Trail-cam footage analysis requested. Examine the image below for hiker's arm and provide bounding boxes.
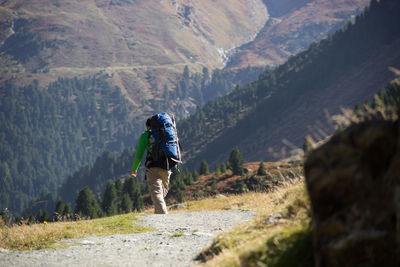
[131,132,149,174]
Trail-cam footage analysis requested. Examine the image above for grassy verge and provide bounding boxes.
[243,226,313,267]
[196,181,313,267]
[0,213,153,251]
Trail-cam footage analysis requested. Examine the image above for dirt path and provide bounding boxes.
[0,210,253,267]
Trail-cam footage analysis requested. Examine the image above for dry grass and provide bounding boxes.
[183,184,300,213]
[142,191,274,215]
[163,162,304,215]
[0,213,152,251]
[195,180,312,266]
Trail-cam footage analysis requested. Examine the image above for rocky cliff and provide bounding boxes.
[305,118,400,266]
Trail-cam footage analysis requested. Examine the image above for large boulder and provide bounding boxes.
[304,119,400,267]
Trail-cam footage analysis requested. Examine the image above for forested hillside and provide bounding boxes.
[0,76,141,213]
[58,148,137,206]
[159,65,265,115]
[179,0,400,169]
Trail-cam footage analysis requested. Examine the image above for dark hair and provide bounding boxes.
[146,118,151,127]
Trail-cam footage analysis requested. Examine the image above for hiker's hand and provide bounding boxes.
[130,171,137,178]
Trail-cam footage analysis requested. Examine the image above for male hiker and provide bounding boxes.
[131,113,181,214]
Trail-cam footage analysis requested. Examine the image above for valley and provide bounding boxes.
[0,0,395,222]
[0,0,369,115]
[1,1,400,265]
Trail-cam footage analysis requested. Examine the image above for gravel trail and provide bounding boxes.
[0,210,253,267]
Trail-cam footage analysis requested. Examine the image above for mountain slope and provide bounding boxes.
[0,0,370,116]
[226,0,370,70]
[0,0,267,104]
[179,0,400,169]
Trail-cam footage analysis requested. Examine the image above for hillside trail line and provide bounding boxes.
[0,209,253,267]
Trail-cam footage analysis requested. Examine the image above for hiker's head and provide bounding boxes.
[146,118,151,130]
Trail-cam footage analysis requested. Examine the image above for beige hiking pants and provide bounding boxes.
[146,167,171,214]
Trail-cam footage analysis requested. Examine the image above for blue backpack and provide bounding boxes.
[149,113,182,169]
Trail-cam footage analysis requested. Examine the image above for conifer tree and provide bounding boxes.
[202,67,210,85]
[229,147,244,176]
[75,187,103,219]
[140,182,149,195]
[134,195,144,212]
[115,178,123,195]
[102,181,118,216]
[211,180,218,194]
[121,193,132,213]
[199,160,209,175]
[114,178,123,212]
[63,203,72,218]
[28,214,35,224]
[36,209,49,223]
[176,188,185,203]
[54,200,65,221]
[257,161,267,175]
[220,163,227,173]
[192,169,200,181]
[237,181,248,194]
[184,169,194,185]
[226,161,232,171]
[123,177,144,212]
[123,177,136,199]
[214,165,221,177]
[55,200,65,216]
[183,65,190,83]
